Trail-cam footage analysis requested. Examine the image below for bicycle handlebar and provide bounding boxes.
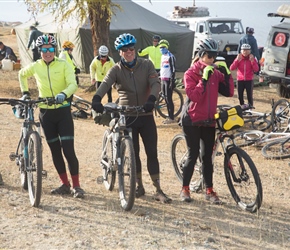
[103,102,145,114]
[0,97,63,107]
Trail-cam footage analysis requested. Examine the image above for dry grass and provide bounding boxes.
[1,27,290,250]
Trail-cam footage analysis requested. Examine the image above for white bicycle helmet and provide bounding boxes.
[241,43,251,50]
[99,45,109,56]
[114,33,137,50]
[196,38,218,57]
[35,34,57,47]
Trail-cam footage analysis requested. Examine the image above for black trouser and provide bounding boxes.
[126,115,160,177]
[182,125,216,188]
[237,80,254,106]
[39,106,79,176]
[97,81,112,103]
[161,80,174,120]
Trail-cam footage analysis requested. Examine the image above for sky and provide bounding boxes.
[0,0,289,46]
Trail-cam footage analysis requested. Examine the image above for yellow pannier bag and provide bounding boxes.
[214,105,244,131]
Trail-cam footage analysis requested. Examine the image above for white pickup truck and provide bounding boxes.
[167,6,245,65]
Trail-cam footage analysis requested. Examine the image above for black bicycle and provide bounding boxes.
[0,97,57,207]
[71,94,92,119]
[170,105,263,213]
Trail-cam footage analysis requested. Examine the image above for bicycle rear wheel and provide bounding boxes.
[224,146,262,213]
[156,88,184,119]
[271,99,290,132]
[26,131,43,207]
[101,129,116,191]
[250,116,272,131]
[170,134,203,192]
[118,136,136,211]
[261,137,290,159]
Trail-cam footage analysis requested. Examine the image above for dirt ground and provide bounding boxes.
[1,27,290,250]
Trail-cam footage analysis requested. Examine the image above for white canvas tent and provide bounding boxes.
[15,0,194,72]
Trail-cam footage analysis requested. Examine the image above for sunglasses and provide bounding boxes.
[40,47,55,53]
[120,46,135,52]
[101,55,107,58]
[206,52,217,59]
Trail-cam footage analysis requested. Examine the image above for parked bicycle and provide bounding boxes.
[0,97,57,207]
[170,104,263,213]
[154,88,184,119]
[95,103,144,211]
[271,98,290,132]
[71,94,92,119]
[231,129,290,159]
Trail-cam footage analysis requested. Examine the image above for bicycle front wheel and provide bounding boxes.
[101,129,116,191]
[156,88,184,119]
[224,146,263,213]
[271,99,290,132]
[261,137,290,159]
[26,131,43,207]
[118,136,136,211]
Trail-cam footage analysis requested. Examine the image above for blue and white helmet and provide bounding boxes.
[114,33,137,50]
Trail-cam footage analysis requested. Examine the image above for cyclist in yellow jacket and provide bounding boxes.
[59,41,80,85]
[90,45,115,102]
[19,34,85,199]
[138,35,162,73]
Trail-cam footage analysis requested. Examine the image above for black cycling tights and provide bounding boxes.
[182,125,215,188]
[126,115,159,177]
[39,106,79,176]
[161,80,174,120]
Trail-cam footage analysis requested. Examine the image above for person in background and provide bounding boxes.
[179,38,234,204]
[19,34,85,198]
[239,27,260,62]
[159,39,177,124]
[59,41,80,85]
[90,45,115,103]
[138,34,162,73]
[92,33,172,203]
[27,26,43,61]
[230,43,259,107]
[0,41,17,62]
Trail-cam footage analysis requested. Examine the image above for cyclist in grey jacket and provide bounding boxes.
[92,33,172,203]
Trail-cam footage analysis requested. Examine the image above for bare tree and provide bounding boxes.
[23,0,116,57]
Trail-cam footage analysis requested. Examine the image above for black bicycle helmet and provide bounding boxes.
[196,38,218,56]
[114,33,137,50]
[152,35,161,41]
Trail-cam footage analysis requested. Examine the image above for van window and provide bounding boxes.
[272,32,289,47]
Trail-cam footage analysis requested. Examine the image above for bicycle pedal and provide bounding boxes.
[9,153,17,161]
[96,176,104,184]
[42,170,48,178]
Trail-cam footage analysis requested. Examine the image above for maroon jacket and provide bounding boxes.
[181,60,234,126]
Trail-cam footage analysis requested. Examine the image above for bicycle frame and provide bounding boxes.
[242,130,290,146]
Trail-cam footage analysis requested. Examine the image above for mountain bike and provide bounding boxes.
[170,105,263,213]
[0,97,57,207]
[71,94,92,119]
[155,88,184,119]
[95,103,144,211]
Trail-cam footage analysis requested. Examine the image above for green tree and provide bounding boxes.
[23,0,116,56]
